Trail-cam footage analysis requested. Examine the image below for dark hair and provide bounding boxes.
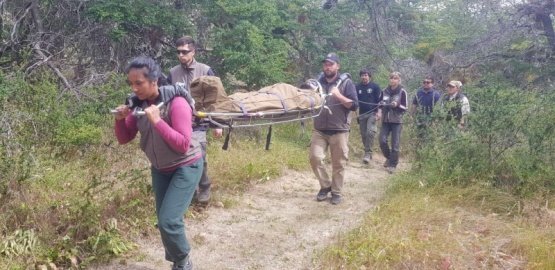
[127,56,163,83]
[175,36,196,51]
[359,68,371,76]
[299,82,312,90]
[299,79,320,92]
[424,75,434,83]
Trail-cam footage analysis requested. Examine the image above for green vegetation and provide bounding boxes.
[0,72,315,268]
[315,79,555,269]
[317,184,555,269]
[2,0,555,269]
[207,123,312,192]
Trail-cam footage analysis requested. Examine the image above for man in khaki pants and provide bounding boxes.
[309,53,358,205]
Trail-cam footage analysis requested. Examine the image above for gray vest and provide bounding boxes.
[136,100,201,169]
[381,85,407,124]
[169,59,211,87]
[313,76,354,132]
[169,59,212,131]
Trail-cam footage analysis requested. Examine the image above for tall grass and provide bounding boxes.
[317,183,555,269]
[207,122,313,192]
[0,69,322,268]
[406,80,555,194]
[315,80,555,269]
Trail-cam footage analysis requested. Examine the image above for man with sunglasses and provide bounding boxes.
[168,36,222,204]
[409,76,441,143]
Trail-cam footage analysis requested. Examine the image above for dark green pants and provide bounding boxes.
[151,159,203,263]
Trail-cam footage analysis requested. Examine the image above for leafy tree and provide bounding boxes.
[200,0,303,89]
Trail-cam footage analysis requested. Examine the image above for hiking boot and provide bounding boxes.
[331,194,342,205]
[387,167,396,174]
[172,256,193,270]
[383,159,391,167]
[362,153,372,164]
[316,187,331,201]
[197,187,211,203]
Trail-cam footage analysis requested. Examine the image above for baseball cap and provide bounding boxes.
[322,53,340,64]
[447,80,462,87]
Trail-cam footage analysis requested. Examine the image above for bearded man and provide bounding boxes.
[309,53,358,205]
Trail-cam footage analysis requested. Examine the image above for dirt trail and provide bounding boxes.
[95,157,398,270]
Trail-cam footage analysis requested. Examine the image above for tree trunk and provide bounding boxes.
[537,12,555,54]
[29,0,74,94]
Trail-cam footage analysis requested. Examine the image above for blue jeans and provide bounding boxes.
[151,158,203,263]
[379,123,403,167]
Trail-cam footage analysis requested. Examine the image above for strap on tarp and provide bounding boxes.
[234,101,248,116]
[259,90,289,113]
[300,93,316,111]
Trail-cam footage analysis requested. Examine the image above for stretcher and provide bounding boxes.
[111,74,351,149]
[187,76,329,129]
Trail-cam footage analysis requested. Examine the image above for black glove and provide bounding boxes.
[125,94,142,109]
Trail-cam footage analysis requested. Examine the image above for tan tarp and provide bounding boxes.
[189,76,322,114]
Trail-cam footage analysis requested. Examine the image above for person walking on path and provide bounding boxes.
[442,80,470,129]
[167,36,222,203]
[310,53,358,205]
[114,57,202,270]
[377,71,408,175]
[356,68,382,164]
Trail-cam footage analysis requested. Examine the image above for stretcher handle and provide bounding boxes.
[110,102,164,116]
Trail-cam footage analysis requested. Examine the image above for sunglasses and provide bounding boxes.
[423,81,433,84]
[176,49,192,55]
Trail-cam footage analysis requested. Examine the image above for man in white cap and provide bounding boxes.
[442,80,469,129]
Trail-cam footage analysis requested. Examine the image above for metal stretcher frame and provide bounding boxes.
[111,76,350,130]
[110,76,348,150]
[189,76,354,129]
[194,99,328,129]
[109,88,328,128]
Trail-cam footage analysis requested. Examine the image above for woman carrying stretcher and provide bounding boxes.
[112,56,201,270]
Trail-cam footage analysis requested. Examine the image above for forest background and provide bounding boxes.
[2,0,555,269]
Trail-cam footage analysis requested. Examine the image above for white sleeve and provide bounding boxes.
[461,96,470,115]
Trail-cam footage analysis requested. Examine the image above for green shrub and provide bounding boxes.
[410,80,555,195]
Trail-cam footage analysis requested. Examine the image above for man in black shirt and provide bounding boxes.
[356,68,382,164]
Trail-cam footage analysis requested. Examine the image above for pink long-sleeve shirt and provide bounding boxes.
[114,97,201,170]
